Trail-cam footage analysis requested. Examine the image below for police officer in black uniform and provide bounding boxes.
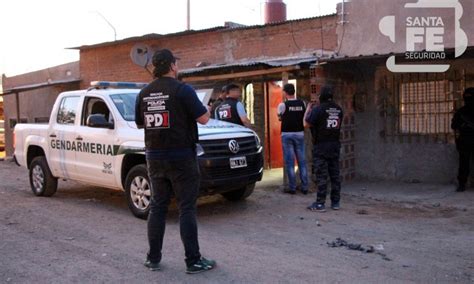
[451,87,474,192]
[135,49,216,273]
[304,85,344,212]
[214,84,252,128]
[210,85,227,119]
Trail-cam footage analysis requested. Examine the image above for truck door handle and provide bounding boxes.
[76,136,83,141]
[49,134,57,138]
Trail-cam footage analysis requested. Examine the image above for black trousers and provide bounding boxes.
[312,143,341,204]
[146,157,201,266]
[458,149,473,186]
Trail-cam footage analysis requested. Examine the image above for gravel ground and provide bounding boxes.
[0,160,473,283]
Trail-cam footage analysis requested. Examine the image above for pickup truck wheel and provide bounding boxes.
[29,156,58,197]
[221,183,255,201]
[125,164,151,219]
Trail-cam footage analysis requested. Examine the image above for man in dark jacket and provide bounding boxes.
[451,87,474,192]
[304,85,344,212]
[210,85,227,119]
[135,49,216,273]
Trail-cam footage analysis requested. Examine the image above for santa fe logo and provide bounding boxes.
[379,0,468,73]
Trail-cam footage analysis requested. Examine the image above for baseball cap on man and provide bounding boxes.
[319,85,334,102]
[464,87,474,107]
[152,49,180,68]
[224,84,240,93]
[463,87,474,99]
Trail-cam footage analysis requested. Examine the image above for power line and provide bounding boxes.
[94,11,117,41]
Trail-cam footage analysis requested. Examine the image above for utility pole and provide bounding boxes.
[187,0,191,30]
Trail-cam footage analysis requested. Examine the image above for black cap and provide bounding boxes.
[464,88,474,107]
[283,83,295,96]
[152,49,180,68]
[225,83,240,93]
[463,87,474,99]
[319,85,334,102]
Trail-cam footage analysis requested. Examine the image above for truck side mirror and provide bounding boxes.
[87,114,114,129]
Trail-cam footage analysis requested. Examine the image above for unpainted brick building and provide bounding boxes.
[1,62,80,156]
[71,14,357,181]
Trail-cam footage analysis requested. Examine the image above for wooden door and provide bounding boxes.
[267,82,284,168]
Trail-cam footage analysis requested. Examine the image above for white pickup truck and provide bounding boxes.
[14,81,263,219]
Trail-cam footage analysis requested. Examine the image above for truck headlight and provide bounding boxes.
[196,143,205,156]
[254,135,261,149]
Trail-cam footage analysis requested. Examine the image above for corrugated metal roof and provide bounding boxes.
[179,52,334,76]
[68,14,336,50]
[0,79,81,96]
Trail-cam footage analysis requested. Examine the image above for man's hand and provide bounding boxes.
[197,110,210,125]
[241,116,252,128]
[303,102,315,129]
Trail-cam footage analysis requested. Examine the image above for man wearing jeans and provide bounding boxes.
[135,49,216,274]
[277,83,309,194]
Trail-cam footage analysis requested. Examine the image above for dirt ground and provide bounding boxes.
[0,160,473,283]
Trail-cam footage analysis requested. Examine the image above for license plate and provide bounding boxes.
[230,156,247,169]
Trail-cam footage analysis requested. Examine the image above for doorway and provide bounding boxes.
[266,79,297,169]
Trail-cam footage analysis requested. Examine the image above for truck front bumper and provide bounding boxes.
[198,149,264,194]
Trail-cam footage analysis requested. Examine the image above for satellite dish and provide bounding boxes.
[130,43,153,67]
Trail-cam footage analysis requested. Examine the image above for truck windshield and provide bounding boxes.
[110,93,138,121]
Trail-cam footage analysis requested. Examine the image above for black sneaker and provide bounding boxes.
[186,257,216,274]
[284,188,296,195]
[307,202,326,212]
[331,202,340,210]
[456,184,466,192]
[144,259,160,271]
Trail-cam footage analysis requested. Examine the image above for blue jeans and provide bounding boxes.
[282,133,309,191]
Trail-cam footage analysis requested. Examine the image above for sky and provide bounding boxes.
[0,0,339,77]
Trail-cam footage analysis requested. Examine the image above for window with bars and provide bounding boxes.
[399,80,454,134]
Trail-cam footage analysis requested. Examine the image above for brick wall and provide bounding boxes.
[78,15,337,88]
[338,82,356,182]
[251,82,266,165]
[308,64,357,183]
[352,58,474,183]
[2,62,79,91]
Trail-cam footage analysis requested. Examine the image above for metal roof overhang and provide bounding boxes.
[0,79,81,96]
[179,54,330,82]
